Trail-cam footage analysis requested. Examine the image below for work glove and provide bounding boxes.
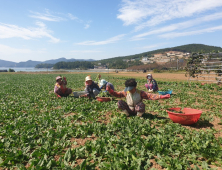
[57,94,61,98]
[80,94,90,99]
[160,94,170,99]
[148,89,153,93]
[106,85,110,91]
[63,77,66,81]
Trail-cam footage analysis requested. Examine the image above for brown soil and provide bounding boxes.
[110,71,222,84]
[149,159,166,170]
[96,111,113,124]
[70,134,97,149]
[9,70,188,81]
[110,72,189,81]
[10,70,219,83]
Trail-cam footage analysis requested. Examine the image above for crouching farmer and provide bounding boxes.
[99,79,115,91]
[106,79,170,117]
[145,74,158,92]
[54,76,72,98]
[82,75,101,98]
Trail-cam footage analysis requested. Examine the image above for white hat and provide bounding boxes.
[147,74,152,79]
[99,79,107,87]
[85,75,92,82]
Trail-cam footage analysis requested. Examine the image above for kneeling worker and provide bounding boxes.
[106,78,170,117]
[83,75,101,98]
[54,76,72,98]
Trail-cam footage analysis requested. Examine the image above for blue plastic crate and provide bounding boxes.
[158,90,172,95]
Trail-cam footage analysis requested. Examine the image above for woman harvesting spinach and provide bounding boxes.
[54,76,72,98]
[106,79,170,117]
[145,74,158,92]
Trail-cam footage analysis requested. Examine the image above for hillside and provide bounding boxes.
[95,44,222,66]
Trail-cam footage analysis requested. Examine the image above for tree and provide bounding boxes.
[8,68,15,72]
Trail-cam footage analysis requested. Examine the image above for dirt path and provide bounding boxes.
[12,71,216,83]
[109,72,189,81]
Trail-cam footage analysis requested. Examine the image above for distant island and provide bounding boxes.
[0,57,95,68]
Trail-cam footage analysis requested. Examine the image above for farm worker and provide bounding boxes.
[145,74,158,92]
[99,79,115,92]
[106,78,170,117]
[82,75,101,98]
[54,76,72,98]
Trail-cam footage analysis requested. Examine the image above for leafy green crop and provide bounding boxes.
[97,91,112,97]
[0,73,221,169]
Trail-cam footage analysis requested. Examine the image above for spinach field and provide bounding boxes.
[0,73,222,169]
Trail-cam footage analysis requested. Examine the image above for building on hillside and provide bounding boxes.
[94,65,107,69]
[156,58,171,62]
[154,53,167,58]
[141,57,154,64]
[123,58,137,62]
[123,59,130,62]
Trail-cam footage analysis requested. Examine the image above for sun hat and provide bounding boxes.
[56,76,62,81]
[147,74,152,79]
[99,79,107,87]
[124,86,135,92]
[85,75,92,82]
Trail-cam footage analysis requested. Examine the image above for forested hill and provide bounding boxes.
[95,44,222,65]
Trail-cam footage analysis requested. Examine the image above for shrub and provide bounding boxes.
[8,68,15,72]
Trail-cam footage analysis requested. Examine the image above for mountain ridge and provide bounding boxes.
[0,58,95,67]
[1,44,222,68]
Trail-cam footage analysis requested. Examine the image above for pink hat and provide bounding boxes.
[56,76,62,80]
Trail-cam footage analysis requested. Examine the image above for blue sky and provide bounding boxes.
[0,0,222,62]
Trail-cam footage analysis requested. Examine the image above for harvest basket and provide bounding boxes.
[96,97,111,102]
[166,108,202,125]
[158,90,172,95]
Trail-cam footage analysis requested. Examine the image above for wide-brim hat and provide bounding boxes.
[56,76,62,80]
[85,76,92,82]
[124,86,135,92]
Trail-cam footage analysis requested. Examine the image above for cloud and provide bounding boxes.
[68,13,78,20]
[29,9,65,22]
[29,10,89,29]
[118,0,222,31]
[76,34,126,45]
[131,12,222,40]
[0,44,32,55]
[70,50,102,53]
[159,25,222,38]
[29,9,81,23]
[0,22,60,43]
[84,24,90,29]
